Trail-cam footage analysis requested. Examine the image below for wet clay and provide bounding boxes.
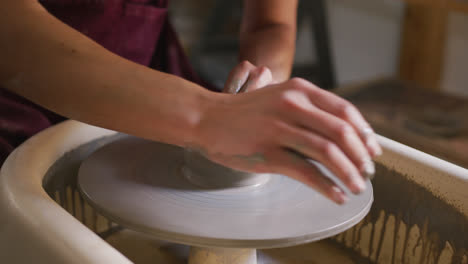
[333,163,468,264]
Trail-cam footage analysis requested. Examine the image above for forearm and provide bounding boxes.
[0,1,214,147]
[239,24,296,83]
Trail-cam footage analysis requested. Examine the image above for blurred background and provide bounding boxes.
[168,0,468,169]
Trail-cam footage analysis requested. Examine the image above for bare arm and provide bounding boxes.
[1,1,381,204]
[0,1,213,147]
[240,0,298,82]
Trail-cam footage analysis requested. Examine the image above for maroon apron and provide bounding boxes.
[0,0,208,164]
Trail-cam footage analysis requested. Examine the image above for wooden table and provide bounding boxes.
[337,78,468,169]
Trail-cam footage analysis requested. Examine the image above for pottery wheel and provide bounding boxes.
[78,136,373,251]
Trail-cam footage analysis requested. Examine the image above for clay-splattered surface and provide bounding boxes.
[334,163,468,264]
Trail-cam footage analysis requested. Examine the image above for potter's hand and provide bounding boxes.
[194,78,382,204]
[223,61,273,93]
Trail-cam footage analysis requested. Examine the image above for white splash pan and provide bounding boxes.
[0,120,467,263]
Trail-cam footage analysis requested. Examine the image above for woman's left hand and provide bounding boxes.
[223,60,274,94]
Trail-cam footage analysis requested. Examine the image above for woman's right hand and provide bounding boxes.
[194,77,382,204]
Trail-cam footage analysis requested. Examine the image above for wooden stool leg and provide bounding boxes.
[188,246,257,264]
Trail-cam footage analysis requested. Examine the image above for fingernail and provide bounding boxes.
[362,158,375,179]
[367,138,383,156]
[331,186,349,204]
[351,175,367,194]
[360,127,374,139]
[361,127,382,156]
[374,143,383,156]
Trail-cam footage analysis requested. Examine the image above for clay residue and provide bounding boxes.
[333,163,468,263]
[42,134,124,236]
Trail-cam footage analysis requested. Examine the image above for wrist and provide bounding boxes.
[186,90,228,151]
[131,72,222,149]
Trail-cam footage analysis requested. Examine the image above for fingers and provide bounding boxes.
[223,61,273,94]
[304,84,382,157]
[289,104,375,179]
[277,123,366,194]
[268,148,349,204]
[223,61,256,94]
[239,66,273,92]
